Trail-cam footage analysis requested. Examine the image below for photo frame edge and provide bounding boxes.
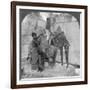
[11,1,88,89]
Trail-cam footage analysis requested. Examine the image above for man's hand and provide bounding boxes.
[26,57,29,61]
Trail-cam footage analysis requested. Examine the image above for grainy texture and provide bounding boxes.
[20,10,80,78]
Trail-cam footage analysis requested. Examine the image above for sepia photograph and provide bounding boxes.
[11,1,87,89]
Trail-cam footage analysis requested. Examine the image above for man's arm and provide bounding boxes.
[27,42,33,60]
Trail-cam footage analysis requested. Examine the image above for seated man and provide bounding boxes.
[50,30,70,68]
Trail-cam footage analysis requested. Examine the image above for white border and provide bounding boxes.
[16,5,85,85]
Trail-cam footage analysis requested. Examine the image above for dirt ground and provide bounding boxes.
[21,59,80,79]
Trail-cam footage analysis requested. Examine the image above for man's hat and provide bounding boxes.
[32,32,37,37]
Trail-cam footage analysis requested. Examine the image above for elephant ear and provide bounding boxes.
[39,35,49,50]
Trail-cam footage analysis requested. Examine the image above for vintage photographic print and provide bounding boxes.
[11,1,87,89]
[20,10,81,79]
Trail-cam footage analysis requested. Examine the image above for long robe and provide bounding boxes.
[28,39,40,70]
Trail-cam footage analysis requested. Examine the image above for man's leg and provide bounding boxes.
[60,47,63,66]
[52,49,57,66]
[65,46,69,68]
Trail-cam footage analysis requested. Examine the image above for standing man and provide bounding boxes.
[27,32,46,72]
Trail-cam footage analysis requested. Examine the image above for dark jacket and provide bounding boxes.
[51,32,70,48]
